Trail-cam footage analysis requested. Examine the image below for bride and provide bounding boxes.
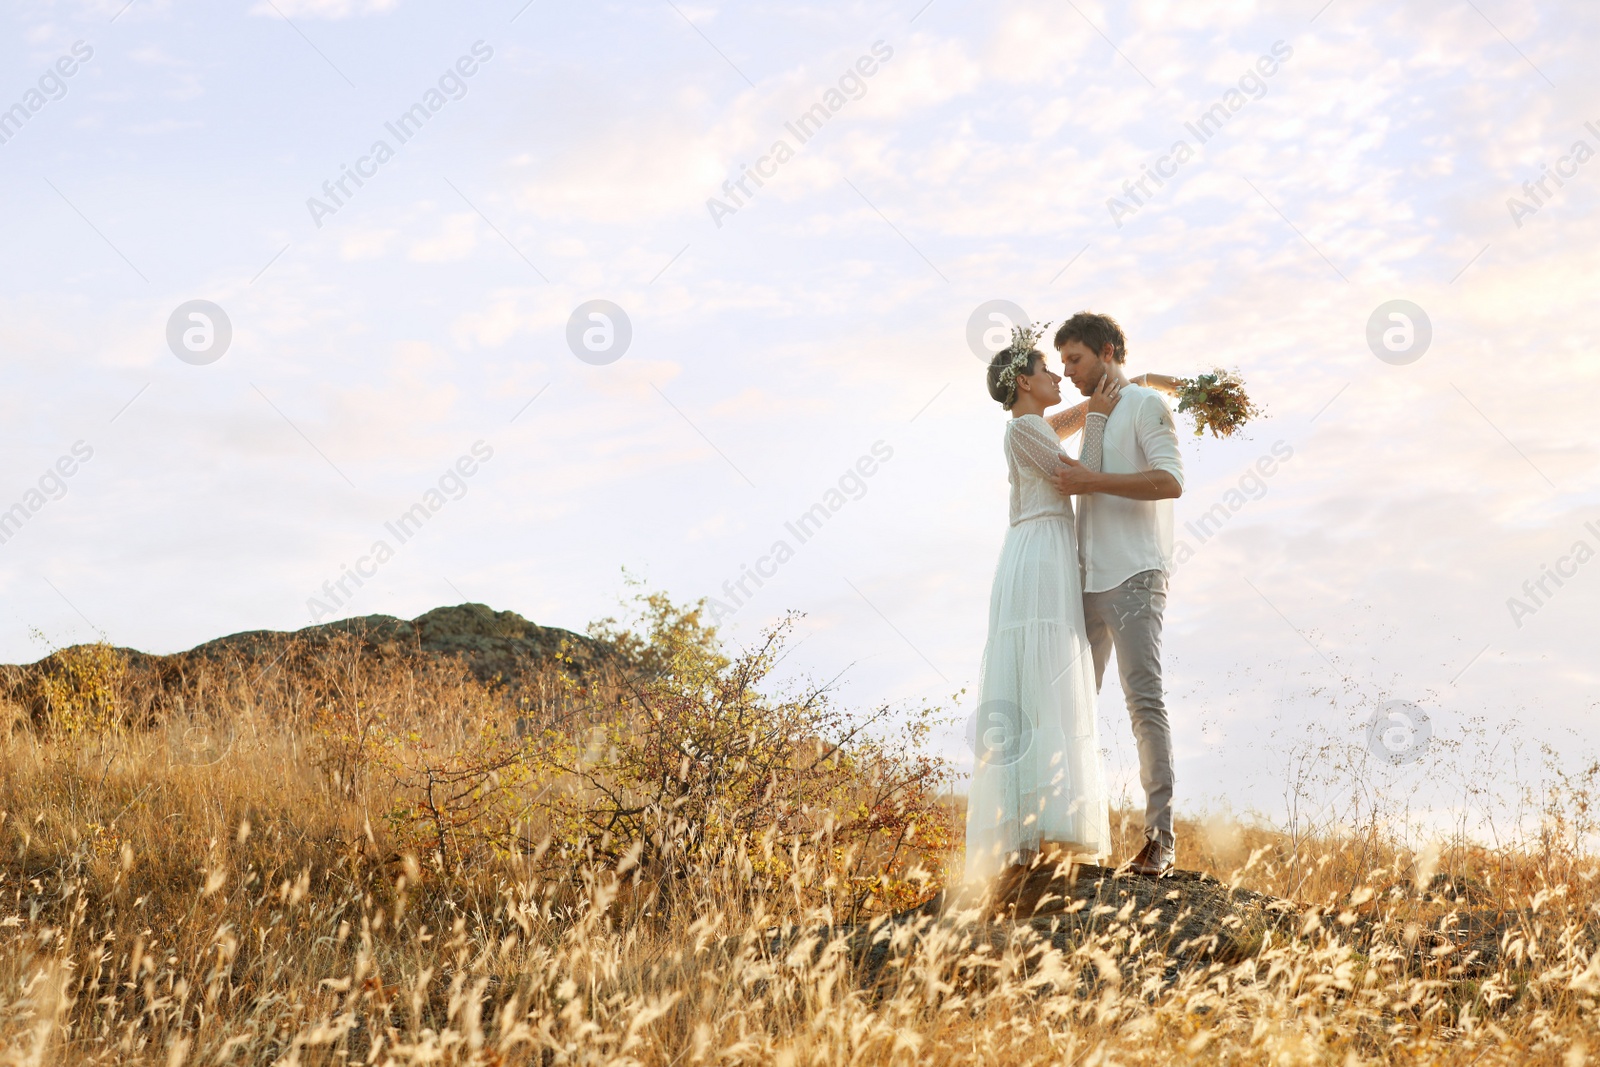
[965,326,1171,882]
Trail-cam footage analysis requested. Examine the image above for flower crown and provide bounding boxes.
[993,320,1052,408]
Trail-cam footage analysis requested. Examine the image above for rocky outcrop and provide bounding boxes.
[769,862,1301,985]
[762,859,1559,994]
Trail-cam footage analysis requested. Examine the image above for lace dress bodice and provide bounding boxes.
[1004,413,1105,525]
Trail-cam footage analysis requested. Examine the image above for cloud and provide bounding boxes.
[407,213,479,263]
[127,118,203,135]
[340,228,397,260]
[249,0,396,17]
[512,119,726,225]
[854,36,982,120]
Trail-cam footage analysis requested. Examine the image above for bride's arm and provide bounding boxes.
[1043,374,1158,441]
[1131,372,1181,395]
[1049,373,1179,439]
[1046,400,1090,441]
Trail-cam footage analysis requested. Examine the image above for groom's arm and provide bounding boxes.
[1052,394,1184,500]
[1054,461,1181,499]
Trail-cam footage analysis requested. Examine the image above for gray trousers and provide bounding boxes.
[1083,569,1175,851]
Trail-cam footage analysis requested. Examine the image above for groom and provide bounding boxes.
[1048,312,1183,877]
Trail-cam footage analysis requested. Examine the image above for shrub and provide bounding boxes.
[534,599,955,919]
[34,641,128,739]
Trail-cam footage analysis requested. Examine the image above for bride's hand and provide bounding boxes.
[1086,375,1121,416]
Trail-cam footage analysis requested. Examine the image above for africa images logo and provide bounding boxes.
[1366,700,1432,766]
[0,442,95,548]
[1106,40,1293,228]
[305,42,494,228]
[705,41,894,229]
[966,699,1034,769]
[0,41,93,148]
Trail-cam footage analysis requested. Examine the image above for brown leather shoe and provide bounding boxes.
[1120,838,1174,877]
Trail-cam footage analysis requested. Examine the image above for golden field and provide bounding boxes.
[1,596,1597,1066]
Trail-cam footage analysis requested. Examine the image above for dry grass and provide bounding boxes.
[2,632,1599,1066]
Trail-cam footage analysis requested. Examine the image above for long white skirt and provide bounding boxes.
[964,514,1110,882]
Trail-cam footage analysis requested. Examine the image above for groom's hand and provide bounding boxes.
[1053,455,1100,496]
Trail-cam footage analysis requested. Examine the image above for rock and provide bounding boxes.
[961,860,1299,964]
[1424,871,1495,906]
[762,862,1571,995]
[761,860,1303,991]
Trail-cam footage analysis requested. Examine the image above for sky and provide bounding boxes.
[2,0,1597,847]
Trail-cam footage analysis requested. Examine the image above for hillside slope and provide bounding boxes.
[1,603,603,723]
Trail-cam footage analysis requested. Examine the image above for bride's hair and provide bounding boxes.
[986,347,1042,409]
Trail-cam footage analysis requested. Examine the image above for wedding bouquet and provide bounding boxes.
[1174,368,1261,439]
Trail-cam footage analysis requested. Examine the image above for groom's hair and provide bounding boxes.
[986,348,1042,408]
[1054,312,1127,363]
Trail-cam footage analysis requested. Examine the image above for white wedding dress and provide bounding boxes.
[964,413,1111,881]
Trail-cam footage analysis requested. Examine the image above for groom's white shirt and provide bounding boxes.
[1077,384,1184,594]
